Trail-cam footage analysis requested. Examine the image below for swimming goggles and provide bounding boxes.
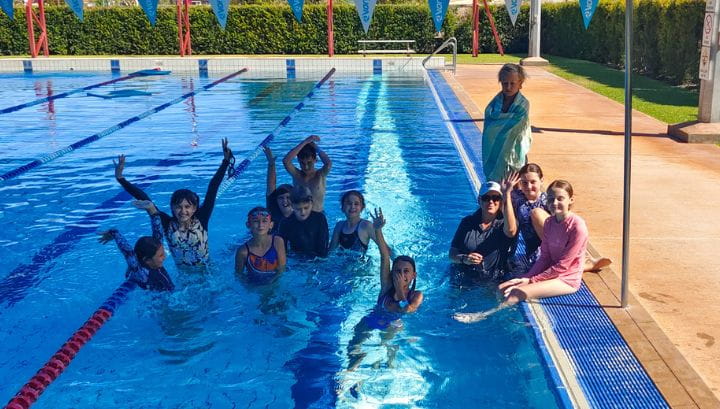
[249,210,271,220]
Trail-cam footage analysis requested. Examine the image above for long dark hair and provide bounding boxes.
[170,189,200,209]
[134,236,162,267]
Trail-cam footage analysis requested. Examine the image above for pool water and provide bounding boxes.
[0,71,564,408]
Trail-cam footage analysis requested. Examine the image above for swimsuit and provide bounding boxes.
[245,236,280,279]
[362,290,413,330]
[108,229,174,292]
[338,221,368,252]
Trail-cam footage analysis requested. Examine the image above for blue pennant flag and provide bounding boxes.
[209,0,230,28]
[579,0,599,28]
[64,0,83,20]
[288,0,304,22]
[428,0,450,33]
[0,0,13,20]
[137,0,158,25]
[504,0,520,26]
[354,0,377,33]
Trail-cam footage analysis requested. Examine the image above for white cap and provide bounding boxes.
[479,181,503,197]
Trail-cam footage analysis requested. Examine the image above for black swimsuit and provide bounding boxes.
[338,221,368,253]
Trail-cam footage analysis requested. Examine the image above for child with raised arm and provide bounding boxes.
[98,201,174,292]
[283,135,332,213]
[454,180,588,323]
[264,146,294,233]
[235,207,286,282]
[482,63,532,182]
[278,186,329,258]
[113,138,232,267]
[329,190,381,253]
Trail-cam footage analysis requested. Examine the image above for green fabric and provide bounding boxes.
[481,91,531,182]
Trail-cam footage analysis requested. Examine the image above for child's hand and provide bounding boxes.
[263,146,274,161]
[371,208,386,230]
[463,252,483,265]
[304,135,320,145]
[113,154,125,180]
[98,230,115,244]
[132,200,158,214]
[501,171,520,193]
[222,138,233,161]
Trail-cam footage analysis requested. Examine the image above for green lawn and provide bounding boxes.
[452,53,698,124]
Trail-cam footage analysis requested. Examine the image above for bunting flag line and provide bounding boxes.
[505,0,520,26]
[580,0,599,28]
[428,0,450,33]
[354,0,378,33]
[64,0,83,20]
[288,0,304,22]
[1,0,14,20]
[210,0,230,28]
[137,0,158,25]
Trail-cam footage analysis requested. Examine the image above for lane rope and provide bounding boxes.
[0,69,248,183]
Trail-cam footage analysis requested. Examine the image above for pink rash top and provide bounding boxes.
[522,212,588,290]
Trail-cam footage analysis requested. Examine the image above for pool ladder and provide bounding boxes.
[422,37,457,74]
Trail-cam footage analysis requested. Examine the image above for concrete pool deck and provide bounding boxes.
[445,65,720,408]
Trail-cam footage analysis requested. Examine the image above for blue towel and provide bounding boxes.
[481,91,531,182]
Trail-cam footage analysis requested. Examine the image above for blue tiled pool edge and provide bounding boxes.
[425,68,670,409]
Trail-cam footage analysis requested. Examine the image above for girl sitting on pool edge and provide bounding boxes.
[454,179,588,323]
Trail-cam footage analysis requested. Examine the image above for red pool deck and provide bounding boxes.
[445,64,720,408]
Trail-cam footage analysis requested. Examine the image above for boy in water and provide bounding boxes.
[279,186,329,258]
[283,135,332,212]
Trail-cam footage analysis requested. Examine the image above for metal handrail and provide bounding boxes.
[422,37,457,74]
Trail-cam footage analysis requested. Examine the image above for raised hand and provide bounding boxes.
[113,154,126,180]
[501,170,520,193]
[371,207,386,230]
[132,200,158,214]
[98,230,114,244]
[304,135,320,145]
[222,138,233,161]
[263,146,274,161]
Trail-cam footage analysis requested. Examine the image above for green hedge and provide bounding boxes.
[0,1,703,84]
[542,0,703,84]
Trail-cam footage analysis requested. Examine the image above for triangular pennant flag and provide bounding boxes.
[209,0,230,28]
[579,0,599,28]
[64,0,83,21]
[0,0,13,20]
[354,0,377,33]
[504,0,520,26]
[428,0,450,32]
[137,0,158,26]
[288,0,304,22]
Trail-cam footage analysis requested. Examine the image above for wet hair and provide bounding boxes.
[547,179,574,198]
[340,190,365,209]
[267,184,293,216]
[298,143,317,161]
[134,236,162,267]
[498,63,527,83]
[391,255,418,294]
[519,163,544,179]
[291,185,313,204]
[247,206,272,220]
[170,189,199,209]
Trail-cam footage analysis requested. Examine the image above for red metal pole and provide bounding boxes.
[183,0,192,56]
[26,0,37,58]
[25,0,49,58]
[472,0,479,57]
[327,0,334,57]
[176,0,183,57]
[37,0,49,57]
[482,0,504,55]
[176,0,192,56]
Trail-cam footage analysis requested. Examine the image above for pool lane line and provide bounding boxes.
[0,69,165,115]
[0,68,248,183]
[3,280,137,409]
[0,79,306,307]
[217,68,336,197]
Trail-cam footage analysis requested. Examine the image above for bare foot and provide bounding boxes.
[584,257,612,272]
[453,312,487,323]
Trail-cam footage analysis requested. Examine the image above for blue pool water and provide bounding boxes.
[0,71,565,408]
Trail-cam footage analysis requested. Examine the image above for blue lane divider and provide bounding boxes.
[284,77,380,408]
[0,69,248,183]
[216,68,336,196]
[0,68,168,116]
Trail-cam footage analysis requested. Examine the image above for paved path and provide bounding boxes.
[448,64,720,404]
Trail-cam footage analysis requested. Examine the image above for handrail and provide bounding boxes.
[422,37,457,74]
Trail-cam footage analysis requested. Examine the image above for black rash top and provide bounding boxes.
[278,211,329,258]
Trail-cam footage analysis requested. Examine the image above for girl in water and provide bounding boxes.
[113,138,232,267]
[99,201,174,292]
[264,146,293,233]
[235,206,286,282]
[346,208,424,370]
[329,190,381,253]
[455,180,588,323]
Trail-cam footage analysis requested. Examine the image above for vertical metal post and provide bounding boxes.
[25,0,49,58]
[472,0,479,57]
[177,0,192,57]
[621,0,633,308]
[327,0,334,57]
[528,0,541,58]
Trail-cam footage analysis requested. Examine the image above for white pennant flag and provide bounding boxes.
[505,0,521,26]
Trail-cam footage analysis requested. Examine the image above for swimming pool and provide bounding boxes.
[0,70,566,407]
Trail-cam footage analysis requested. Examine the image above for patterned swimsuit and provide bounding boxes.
[245,236,280,281]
